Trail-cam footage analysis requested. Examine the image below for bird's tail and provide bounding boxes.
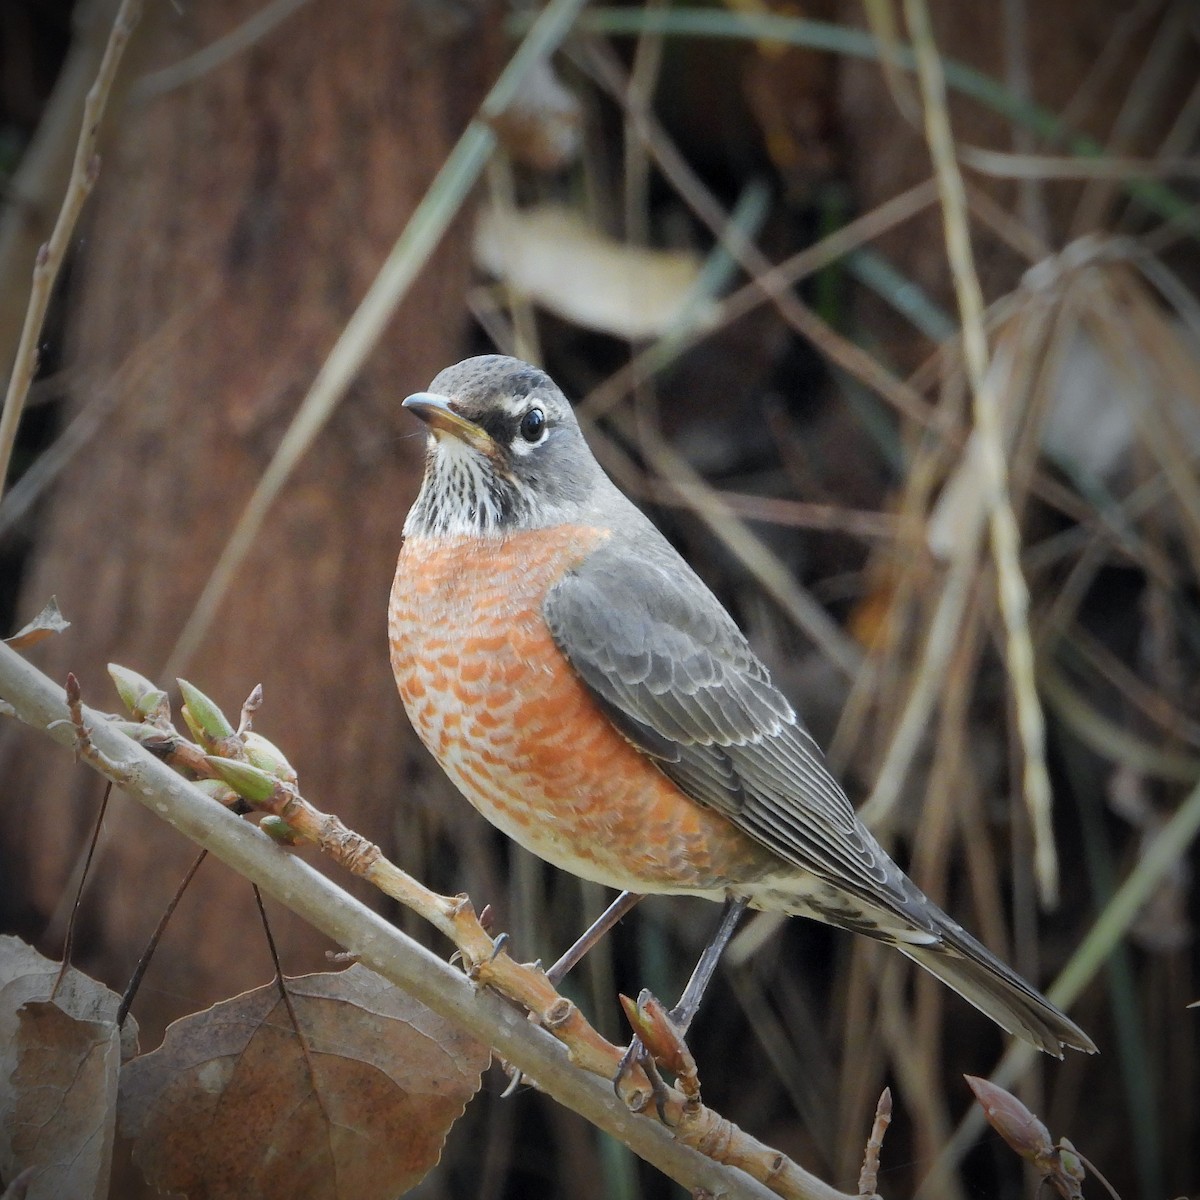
[898,928,1096,1057]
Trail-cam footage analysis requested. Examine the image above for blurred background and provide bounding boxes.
[1,1,1198,1196]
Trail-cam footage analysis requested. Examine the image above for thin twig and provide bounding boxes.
[0,291,211,540]
[1000,0,1050,245]
[254,881,335,1130]
[1054,0,1166,136]
[0,0,125,399]
[1070,2,1192,238]
[634,479,898,541]
[0,0,143,497]
[856,1087,892,1197]
[117,849,207,1027]
[52,772,112,1000]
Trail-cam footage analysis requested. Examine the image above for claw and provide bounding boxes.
[645,1054,673,1123]
[612,1036,674,1121]
[500,1063,526,1098]
[613,1035,643,1099]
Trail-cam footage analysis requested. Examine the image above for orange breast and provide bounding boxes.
[388,526,776,894]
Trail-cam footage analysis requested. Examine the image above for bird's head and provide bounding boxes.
[402,355,604,538]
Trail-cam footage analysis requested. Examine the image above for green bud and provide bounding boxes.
[108,663,170,724]
[110,719,177,754]
[192,778,239,806]
[178,679,235,747]
[242,731,298,784]
[259,815,303,845]
[204,755,278,805]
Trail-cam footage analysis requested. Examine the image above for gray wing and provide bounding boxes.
[545,541,1099,1058]
[542,540,898,905]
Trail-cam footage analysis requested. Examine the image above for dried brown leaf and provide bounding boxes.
[119,964,489,1200]
[4,598,69,649]
[474,203,708,340]
[7,1004,119,1200]
[0,936,136,1200]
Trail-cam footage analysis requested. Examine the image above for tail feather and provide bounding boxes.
[750,866,1095,1055]
[899,931,1096,1057]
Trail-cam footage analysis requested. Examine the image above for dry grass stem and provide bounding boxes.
[904,0,1057,904]
[857,527,983,828]
[637,480,898,541]
[1069,2,1191,238]
[962,146,1200,180]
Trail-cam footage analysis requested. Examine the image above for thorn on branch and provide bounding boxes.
[499,1064,526,1099]
[5,596,70,648]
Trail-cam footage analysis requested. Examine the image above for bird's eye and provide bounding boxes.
[519,407,546,443]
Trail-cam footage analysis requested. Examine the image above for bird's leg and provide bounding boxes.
[615,895,748,1116]
[546,889,644,986]
[668,894,748,1032]
[500,891,644,1100]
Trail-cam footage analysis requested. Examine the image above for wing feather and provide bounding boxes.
[543,541,900,908]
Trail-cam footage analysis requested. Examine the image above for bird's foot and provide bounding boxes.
[615,989,701,1120]
[613,1034,674,1121]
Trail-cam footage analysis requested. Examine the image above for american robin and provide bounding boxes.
[389,354,1095,1057]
